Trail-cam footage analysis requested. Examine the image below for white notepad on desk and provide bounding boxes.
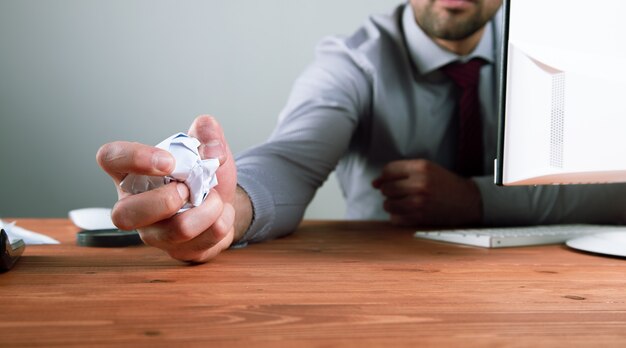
[414,224,624,248]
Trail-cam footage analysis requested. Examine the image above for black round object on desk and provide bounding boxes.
[77,229,143,247]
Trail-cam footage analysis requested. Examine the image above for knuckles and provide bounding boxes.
[410,159,433,172]
[165,215,200,245]
[210,220,229,241]
[407,195,428,209]
[413,178,430,193]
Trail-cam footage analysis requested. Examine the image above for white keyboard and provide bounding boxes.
[414,224,625,248]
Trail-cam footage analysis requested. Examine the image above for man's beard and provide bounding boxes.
[416,6,489,41]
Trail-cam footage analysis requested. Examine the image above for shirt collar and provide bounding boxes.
[402,3,494,75]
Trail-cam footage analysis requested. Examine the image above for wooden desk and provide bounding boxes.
[1,219,625,347]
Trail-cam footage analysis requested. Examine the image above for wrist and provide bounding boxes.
[233,184,253,242]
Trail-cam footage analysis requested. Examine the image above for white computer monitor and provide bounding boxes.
[496,0,626,186]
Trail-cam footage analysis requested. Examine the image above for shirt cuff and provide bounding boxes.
[472,176,538,226]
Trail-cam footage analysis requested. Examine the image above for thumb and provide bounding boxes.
[188,115,227,164]
[187,114,237,205]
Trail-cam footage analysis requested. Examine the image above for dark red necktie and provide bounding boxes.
[441,58,485,177]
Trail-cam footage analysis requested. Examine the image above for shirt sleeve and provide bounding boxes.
[235,37,372,244]
[473,176,626,225]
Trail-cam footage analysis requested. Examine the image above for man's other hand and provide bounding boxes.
[372,159,482,227]
[96,115,239,263]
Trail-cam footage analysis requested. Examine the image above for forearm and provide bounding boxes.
[228,36,370,243]
[473,176,626,225]
[233,147,322,244]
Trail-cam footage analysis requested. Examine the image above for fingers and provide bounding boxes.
[380,159,431,178]
[373,161,411,185]
[377,159,482,227]
[374,159,448,197]
[378,177,429,198]
[98,116,237,263]
[111,182,189,230]
[373,159,435,188]
[168,203,235,262]
[139,189,224,246]
[188,114,238,204]
[97,141,175,183]
[383,195,428,215]
[139,190,236,262]
[187,115,227,164]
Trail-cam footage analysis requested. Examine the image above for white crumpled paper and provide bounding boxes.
[120,133,220,211]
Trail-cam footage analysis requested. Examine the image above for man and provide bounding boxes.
[97,0,626,262]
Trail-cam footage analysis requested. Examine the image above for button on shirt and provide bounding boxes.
[235,4,626,244]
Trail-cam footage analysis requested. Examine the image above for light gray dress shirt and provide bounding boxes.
[235,3,626,244]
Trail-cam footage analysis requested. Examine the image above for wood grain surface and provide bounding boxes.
[1,219,625,347]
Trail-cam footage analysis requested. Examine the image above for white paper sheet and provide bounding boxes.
[0,219,60,245]
[120,133,220,211]
[68,207,117,230]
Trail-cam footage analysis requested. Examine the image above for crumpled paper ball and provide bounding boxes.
[120,133,220,211]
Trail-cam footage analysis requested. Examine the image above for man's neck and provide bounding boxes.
[433,27,485,56]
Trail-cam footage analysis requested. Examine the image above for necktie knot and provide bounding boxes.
[441,58,485,90]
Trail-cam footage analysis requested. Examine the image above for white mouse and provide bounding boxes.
[566,231,626,258]
[68,208,117,230]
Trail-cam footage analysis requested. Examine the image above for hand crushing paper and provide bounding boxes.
[98,115,242,263]
[120,133,220,211]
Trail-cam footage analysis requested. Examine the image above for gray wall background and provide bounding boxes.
[0,0,402,218]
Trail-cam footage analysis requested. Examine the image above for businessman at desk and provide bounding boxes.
[97,0,626,263]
